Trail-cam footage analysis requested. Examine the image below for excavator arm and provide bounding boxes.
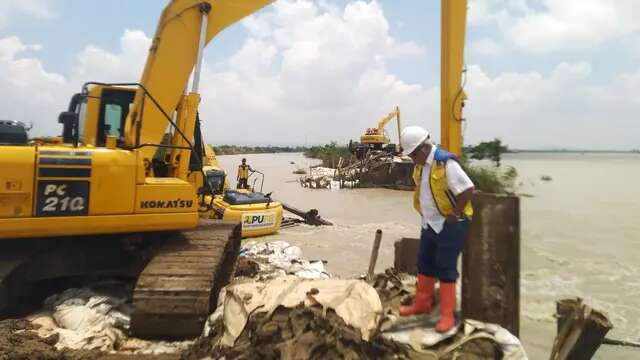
[124,0,274,164]
[440,0,468,156]
[375,106,401,143]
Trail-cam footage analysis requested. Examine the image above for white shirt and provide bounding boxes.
[419,146,474,233]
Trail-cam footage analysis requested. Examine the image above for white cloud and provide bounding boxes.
[72,29,150,83]
[198,0,433,145]
[0,1,430,145]
[470,37,504,56]
[0,30,149,135]
[465,62,640,150]
[0,37,43,61]
[2,1,639,150]
[0,36,64,130]
[470,0,640,53]
[0,0,56,29]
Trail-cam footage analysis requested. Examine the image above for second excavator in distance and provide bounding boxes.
[349,106,401,160]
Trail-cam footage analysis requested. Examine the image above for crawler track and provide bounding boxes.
[130,220,241,338]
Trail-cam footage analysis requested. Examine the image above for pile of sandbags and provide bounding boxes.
[239,241,329,279]
[27,287,192,355]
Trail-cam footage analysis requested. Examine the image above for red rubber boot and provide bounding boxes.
[435,282,457,332]
[399,274,435,316]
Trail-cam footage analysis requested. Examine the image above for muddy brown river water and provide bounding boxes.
[218,152,640,359]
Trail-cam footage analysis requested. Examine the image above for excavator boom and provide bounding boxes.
[440,0,468,156]
[125,0,273,164]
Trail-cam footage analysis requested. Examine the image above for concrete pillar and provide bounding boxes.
[461,192,520,337]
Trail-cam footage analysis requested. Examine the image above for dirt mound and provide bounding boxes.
[183,306,409,360]
[0,319,102,360]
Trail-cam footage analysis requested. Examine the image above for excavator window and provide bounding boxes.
[77,101,87,143]
[104,104,123,138]
[96,89,135,147]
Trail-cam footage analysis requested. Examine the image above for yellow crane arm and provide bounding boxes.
[124,0,273,163]
[373,105,401,144]
[376,106,401,135]
[440,0,467,156]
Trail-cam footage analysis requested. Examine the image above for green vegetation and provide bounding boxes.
[303,142,354,167]
[463,163,518,194]
[465,138,508,167]
[211,145,305,155]
[463,140,517,194]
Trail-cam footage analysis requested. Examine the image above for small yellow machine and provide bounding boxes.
[200,145,283,237]
[360,106,401,149]
[349,106,401,159]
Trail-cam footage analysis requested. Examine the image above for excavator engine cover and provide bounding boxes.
[223,190,270,205]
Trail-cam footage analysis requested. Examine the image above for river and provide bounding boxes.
[217,152,640,359]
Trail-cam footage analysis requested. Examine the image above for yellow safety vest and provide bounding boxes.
[412,150,473,219]
[237,164,249,179]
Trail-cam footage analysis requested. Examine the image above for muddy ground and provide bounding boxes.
[1,272,501,360]
[0,319,181,360]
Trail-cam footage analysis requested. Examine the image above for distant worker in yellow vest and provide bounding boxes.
[236,158,254,189]
[398,126,474,333]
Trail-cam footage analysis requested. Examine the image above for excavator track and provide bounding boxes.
[130,220,241,338]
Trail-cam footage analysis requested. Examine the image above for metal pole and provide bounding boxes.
[192,3,211,93]
[367,229,383,281]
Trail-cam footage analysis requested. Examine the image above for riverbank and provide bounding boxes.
[216,152,640,359]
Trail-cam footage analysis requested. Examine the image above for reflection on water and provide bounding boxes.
[217,152,640,358]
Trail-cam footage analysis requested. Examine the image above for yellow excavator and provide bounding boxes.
[349,106,401,160]
[200,144,283,238]
[0,0,274,338]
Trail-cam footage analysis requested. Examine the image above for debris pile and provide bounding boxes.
[370,270,528,360]
[1,285,192,359]
[299,166,336,189]
[189,275,408,360]
[0,318,103,360]
[299,153,415,190]
[238,241,329,279]
[1,241,528,360]
[185,306,407,360]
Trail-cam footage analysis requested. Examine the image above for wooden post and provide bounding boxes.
[367,229,383,281]
[550,298,613,360]
[393,237,420,275]
[461,192,520,337]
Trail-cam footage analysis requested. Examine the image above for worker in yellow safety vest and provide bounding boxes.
[398,126,475,333]
[236,158,254,189]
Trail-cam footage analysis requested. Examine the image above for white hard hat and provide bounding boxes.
[400,126,430,155]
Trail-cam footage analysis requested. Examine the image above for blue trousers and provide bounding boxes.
[417,219,470,283]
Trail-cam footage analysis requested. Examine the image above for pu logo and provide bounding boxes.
[242,212,275,229]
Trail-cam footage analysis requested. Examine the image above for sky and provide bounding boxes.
[1,0,639,150]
